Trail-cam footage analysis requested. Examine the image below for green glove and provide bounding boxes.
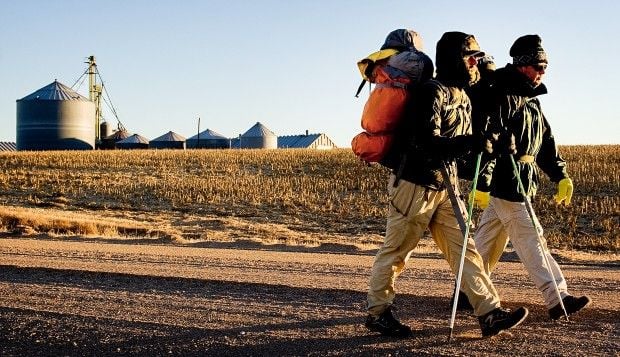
[469,190,490,209]
[554,178,574,206]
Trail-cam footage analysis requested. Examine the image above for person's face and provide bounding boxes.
[518,63,547,87]
[464,55,481,85]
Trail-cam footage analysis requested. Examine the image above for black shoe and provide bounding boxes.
[549,295,592,320]
[478,307,529,337]
[365,306,413,338]
[450,290,473,312]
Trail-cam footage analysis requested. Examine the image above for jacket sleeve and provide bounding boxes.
[474,92,511,192]
[413,82,473,159]
[535,114,569,183]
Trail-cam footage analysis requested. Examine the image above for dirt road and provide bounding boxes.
[0,237,618,356]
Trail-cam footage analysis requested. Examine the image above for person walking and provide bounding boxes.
[364,31,529,338]
[469,34,591,320]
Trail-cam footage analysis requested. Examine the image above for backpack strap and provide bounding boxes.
[354,79,367,98]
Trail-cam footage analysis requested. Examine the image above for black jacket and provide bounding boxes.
[383,32,480,190]
[478,64,568,201]
[386,80,474,190]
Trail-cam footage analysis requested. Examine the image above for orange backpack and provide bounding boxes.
[351,48,432,165]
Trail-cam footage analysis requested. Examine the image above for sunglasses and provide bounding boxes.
[531,64,547,72]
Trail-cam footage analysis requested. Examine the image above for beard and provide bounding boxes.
[466,63,481,87]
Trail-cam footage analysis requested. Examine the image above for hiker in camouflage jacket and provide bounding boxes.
[469,34,591,320]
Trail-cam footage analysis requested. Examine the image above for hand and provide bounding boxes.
[497,132,516,155]
[554,178,573,206]
[469,190,490,209]
[471,132,498,155]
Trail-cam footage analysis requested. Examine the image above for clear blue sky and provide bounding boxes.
[1,0,618,147]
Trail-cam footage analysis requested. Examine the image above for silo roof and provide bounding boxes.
[105,130,130,140]
[242,122,276,138]
[18,80,89,101]
[117,134,149,144]
[151,131,186,142]
[187,128,228,140]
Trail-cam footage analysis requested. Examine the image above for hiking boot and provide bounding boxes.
[365,306,413,338]
[478,307,529,337]
[450,290,473,312]
[549,295,592,320]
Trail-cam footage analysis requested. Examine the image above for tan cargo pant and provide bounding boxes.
[473,197,568,308]
[367,175,501,317]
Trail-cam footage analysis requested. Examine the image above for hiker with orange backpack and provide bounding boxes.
[363,30,529,338]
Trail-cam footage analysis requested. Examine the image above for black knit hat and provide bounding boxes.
[510,34,548,65]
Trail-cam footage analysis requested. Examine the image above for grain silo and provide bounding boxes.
[186,128,230,149]
[99,130,130,149]
[239,122,277,149]
[16,80,95,150]
[149,131,186,149]
[116,133,149,149]
[99,121,111,139]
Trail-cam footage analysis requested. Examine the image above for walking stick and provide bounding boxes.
[509,155,569,321]
[440,153,482,341]
[440,163,469,237]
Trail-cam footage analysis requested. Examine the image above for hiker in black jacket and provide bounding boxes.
[364,31,529,338]
[469,35,591,320]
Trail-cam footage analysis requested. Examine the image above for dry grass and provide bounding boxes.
[0,146,617,252]
[0,206,183,243]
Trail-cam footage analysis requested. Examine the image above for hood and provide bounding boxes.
[380,29,423,51]
[435,32,484,87]
[494,64,547,97]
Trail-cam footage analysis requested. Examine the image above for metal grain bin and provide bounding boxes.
[239,122,277,149]
[186,128,230,149]
[150,131,186,149]
[100,121,111,139]
[116,133,149,149]
[16,80,95,150]
[100,130,130,149]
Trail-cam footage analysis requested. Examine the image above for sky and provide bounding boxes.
[1,0,619,147]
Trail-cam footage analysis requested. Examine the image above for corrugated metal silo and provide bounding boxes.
[16,80,95,150]
[239,122,277,149]
[100,130,130,149]
[100,121,111,139]
[149,131,186,149]
[116,133,149,149]
[186,128,230,149]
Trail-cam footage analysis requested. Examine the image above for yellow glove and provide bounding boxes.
[554,178,573,206]
[469,190,490,209]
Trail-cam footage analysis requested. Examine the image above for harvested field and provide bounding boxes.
[0,146,618,355]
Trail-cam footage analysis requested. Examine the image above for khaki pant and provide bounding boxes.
[473,197,568,308]
[367,175,500,317]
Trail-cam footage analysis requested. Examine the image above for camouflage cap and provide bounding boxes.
[462,35,485,58]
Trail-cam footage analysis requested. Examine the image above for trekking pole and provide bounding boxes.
[509,155,569,321]
[439,164,469,237]
[440,153,482,342]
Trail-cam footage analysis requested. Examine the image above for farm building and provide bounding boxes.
[278,131,337,149]
[16,80,95,151]
[116,133,149,149]
[186,129,230,149]
[99,130,130,149]
[150,131,186,149]
[231,122,277,149]
[0,142,16,151]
